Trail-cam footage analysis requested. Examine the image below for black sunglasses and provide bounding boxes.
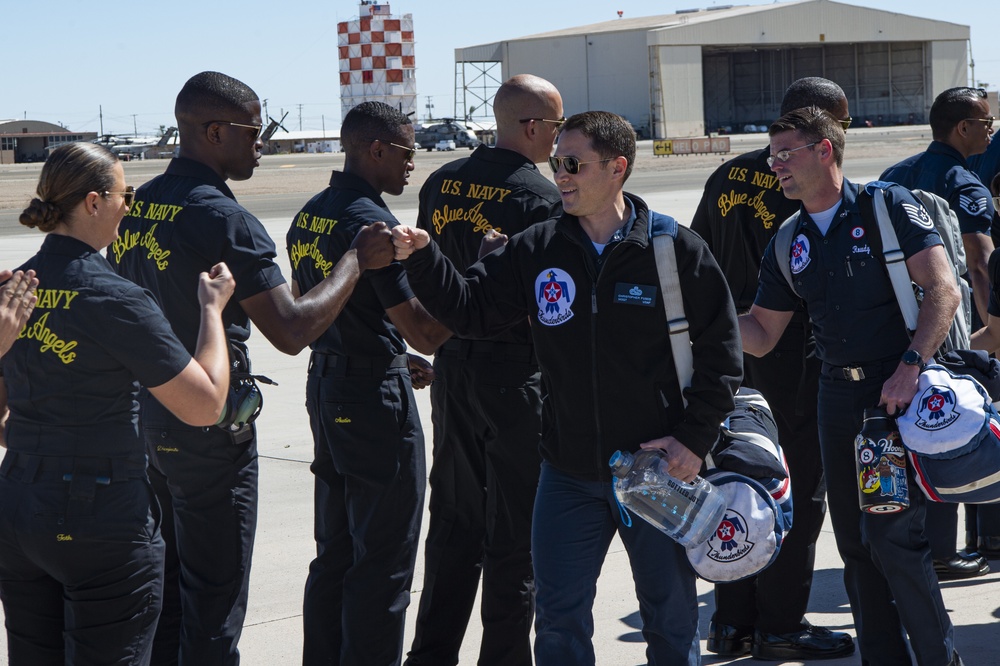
[520,117,567,129]
[384,140,416,162]
[103,185,135,208]
[203,120,264,139]
[548,155,614,175]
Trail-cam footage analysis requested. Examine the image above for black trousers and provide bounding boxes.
[302,357,425,666]
[406,342,542,666]
[144,417,259,666]
[0,454,163,666]
[713,320,827,634]
[817,369,954,665]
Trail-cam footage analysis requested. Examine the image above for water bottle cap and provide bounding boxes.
[608,450,633,476]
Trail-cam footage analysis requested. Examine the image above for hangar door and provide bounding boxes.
[702,41,927,132]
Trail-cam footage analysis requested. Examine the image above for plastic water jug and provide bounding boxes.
[609,449,728,547]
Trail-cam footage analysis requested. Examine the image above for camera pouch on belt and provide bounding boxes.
[216,342,277,433]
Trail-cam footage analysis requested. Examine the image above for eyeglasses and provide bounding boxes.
[766,142,817,167]
[839,117,852,131]
[383,140,416,162]
[103,185,135,208]
[547,155,614,175]
[520,117,567,129]
[203,120,264,139]
[965,116,995,130]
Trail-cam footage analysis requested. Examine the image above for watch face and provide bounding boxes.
[902,350,922,366]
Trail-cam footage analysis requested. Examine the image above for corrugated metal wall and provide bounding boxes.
[701,41,928,132]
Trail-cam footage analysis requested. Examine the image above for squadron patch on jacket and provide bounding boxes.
[789,234,811,274]
[535,268,575,326]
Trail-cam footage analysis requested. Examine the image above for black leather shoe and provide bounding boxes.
[977,536,1000,558]
[933,552,990,580]
[751,624,855,661]
[706,620,752,656]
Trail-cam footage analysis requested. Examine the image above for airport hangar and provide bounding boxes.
[0,120,97,165]
[452,0,970,140]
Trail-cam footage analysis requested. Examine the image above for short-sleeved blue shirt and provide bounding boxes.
[285,171,413,357]
[881,141,994,236]
[756,179,942,366]
[108,157,285,352]
[3,234,191,458]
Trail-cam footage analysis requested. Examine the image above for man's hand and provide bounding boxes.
[478,229,508,259]
[352,222,394,271]
[407,353,435,390]
[392,225,431,261]
[0,269,38,358]
[639,436,702,483]
[197,262,236,312]
[880,362,922,416]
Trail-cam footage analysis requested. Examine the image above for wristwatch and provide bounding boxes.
[901,349,924,367]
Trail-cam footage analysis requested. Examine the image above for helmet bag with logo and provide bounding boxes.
[685,388,794,582]
[896,362,1000,503]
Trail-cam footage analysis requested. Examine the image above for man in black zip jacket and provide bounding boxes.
[392,111,742,666]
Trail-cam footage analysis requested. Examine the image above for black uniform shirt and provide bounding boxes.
[286,170,413,357]
[756,180,942,366]
[108,157,285,352]
[416,145,561,344]
[3,234,191,455]
[691,147,799,310]
[881,141,994,236]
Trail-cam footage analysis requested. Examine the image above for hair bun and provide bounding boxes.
[19,197,62,231]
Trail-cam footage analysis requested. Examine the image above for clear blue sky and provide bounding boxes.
[5,0,993,136]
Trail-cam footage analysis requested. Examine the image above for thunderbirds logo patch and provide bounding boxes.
[535,268,576,326]
[959,194,989,216]
[705,509,755,562]
[789,234,811,274]
[912,385,961,431]
[901,202,935,230]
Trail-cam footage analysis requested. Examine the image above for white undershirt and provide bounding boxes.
[809,201,841,236]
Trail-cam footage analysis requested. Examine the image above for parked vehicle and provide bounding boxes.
[435,139,457,151]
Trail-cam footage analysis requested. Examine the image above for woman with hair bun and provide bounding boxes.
[0,142,236,665]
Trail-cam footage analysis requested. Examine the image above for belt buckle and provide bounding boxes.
[843,365,865,381]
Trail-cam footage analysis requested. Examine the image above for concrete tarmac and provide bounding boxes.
[0,129,997,664]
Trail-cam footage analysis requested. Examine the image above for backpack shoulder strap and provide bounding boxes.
[869,186,920,331]
[649,211,692,405]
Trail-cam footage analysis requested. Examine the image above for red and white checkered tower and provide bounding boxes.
[338,2,417,122]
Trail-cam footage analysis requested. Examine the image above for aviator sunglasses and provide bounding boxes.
[548,155,614,175]
[103,185,135,208]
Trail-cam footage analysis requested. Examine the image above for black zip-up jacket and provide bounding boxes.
[404,193,742,481]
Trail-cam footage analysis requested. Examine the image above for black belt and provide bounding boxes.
[308,352,408,378]
[437,339,535,364]
[821,359,899,382]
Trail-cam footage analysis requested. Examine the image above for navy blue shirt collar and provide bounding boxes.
[165,157,236,200]
[329,170,388,209]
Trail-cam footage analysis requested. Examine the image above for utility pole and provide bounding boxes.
[263,99,269,123]
[132,114,138,137]
[298,104,304,131]
[100,105,104,137]
[425,96,434,122]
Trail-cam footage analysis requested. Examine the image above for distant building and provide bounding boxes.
[0,120,97,164]
[454,0,971,139]
[338,2,417,122]
[266,130,342,154]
